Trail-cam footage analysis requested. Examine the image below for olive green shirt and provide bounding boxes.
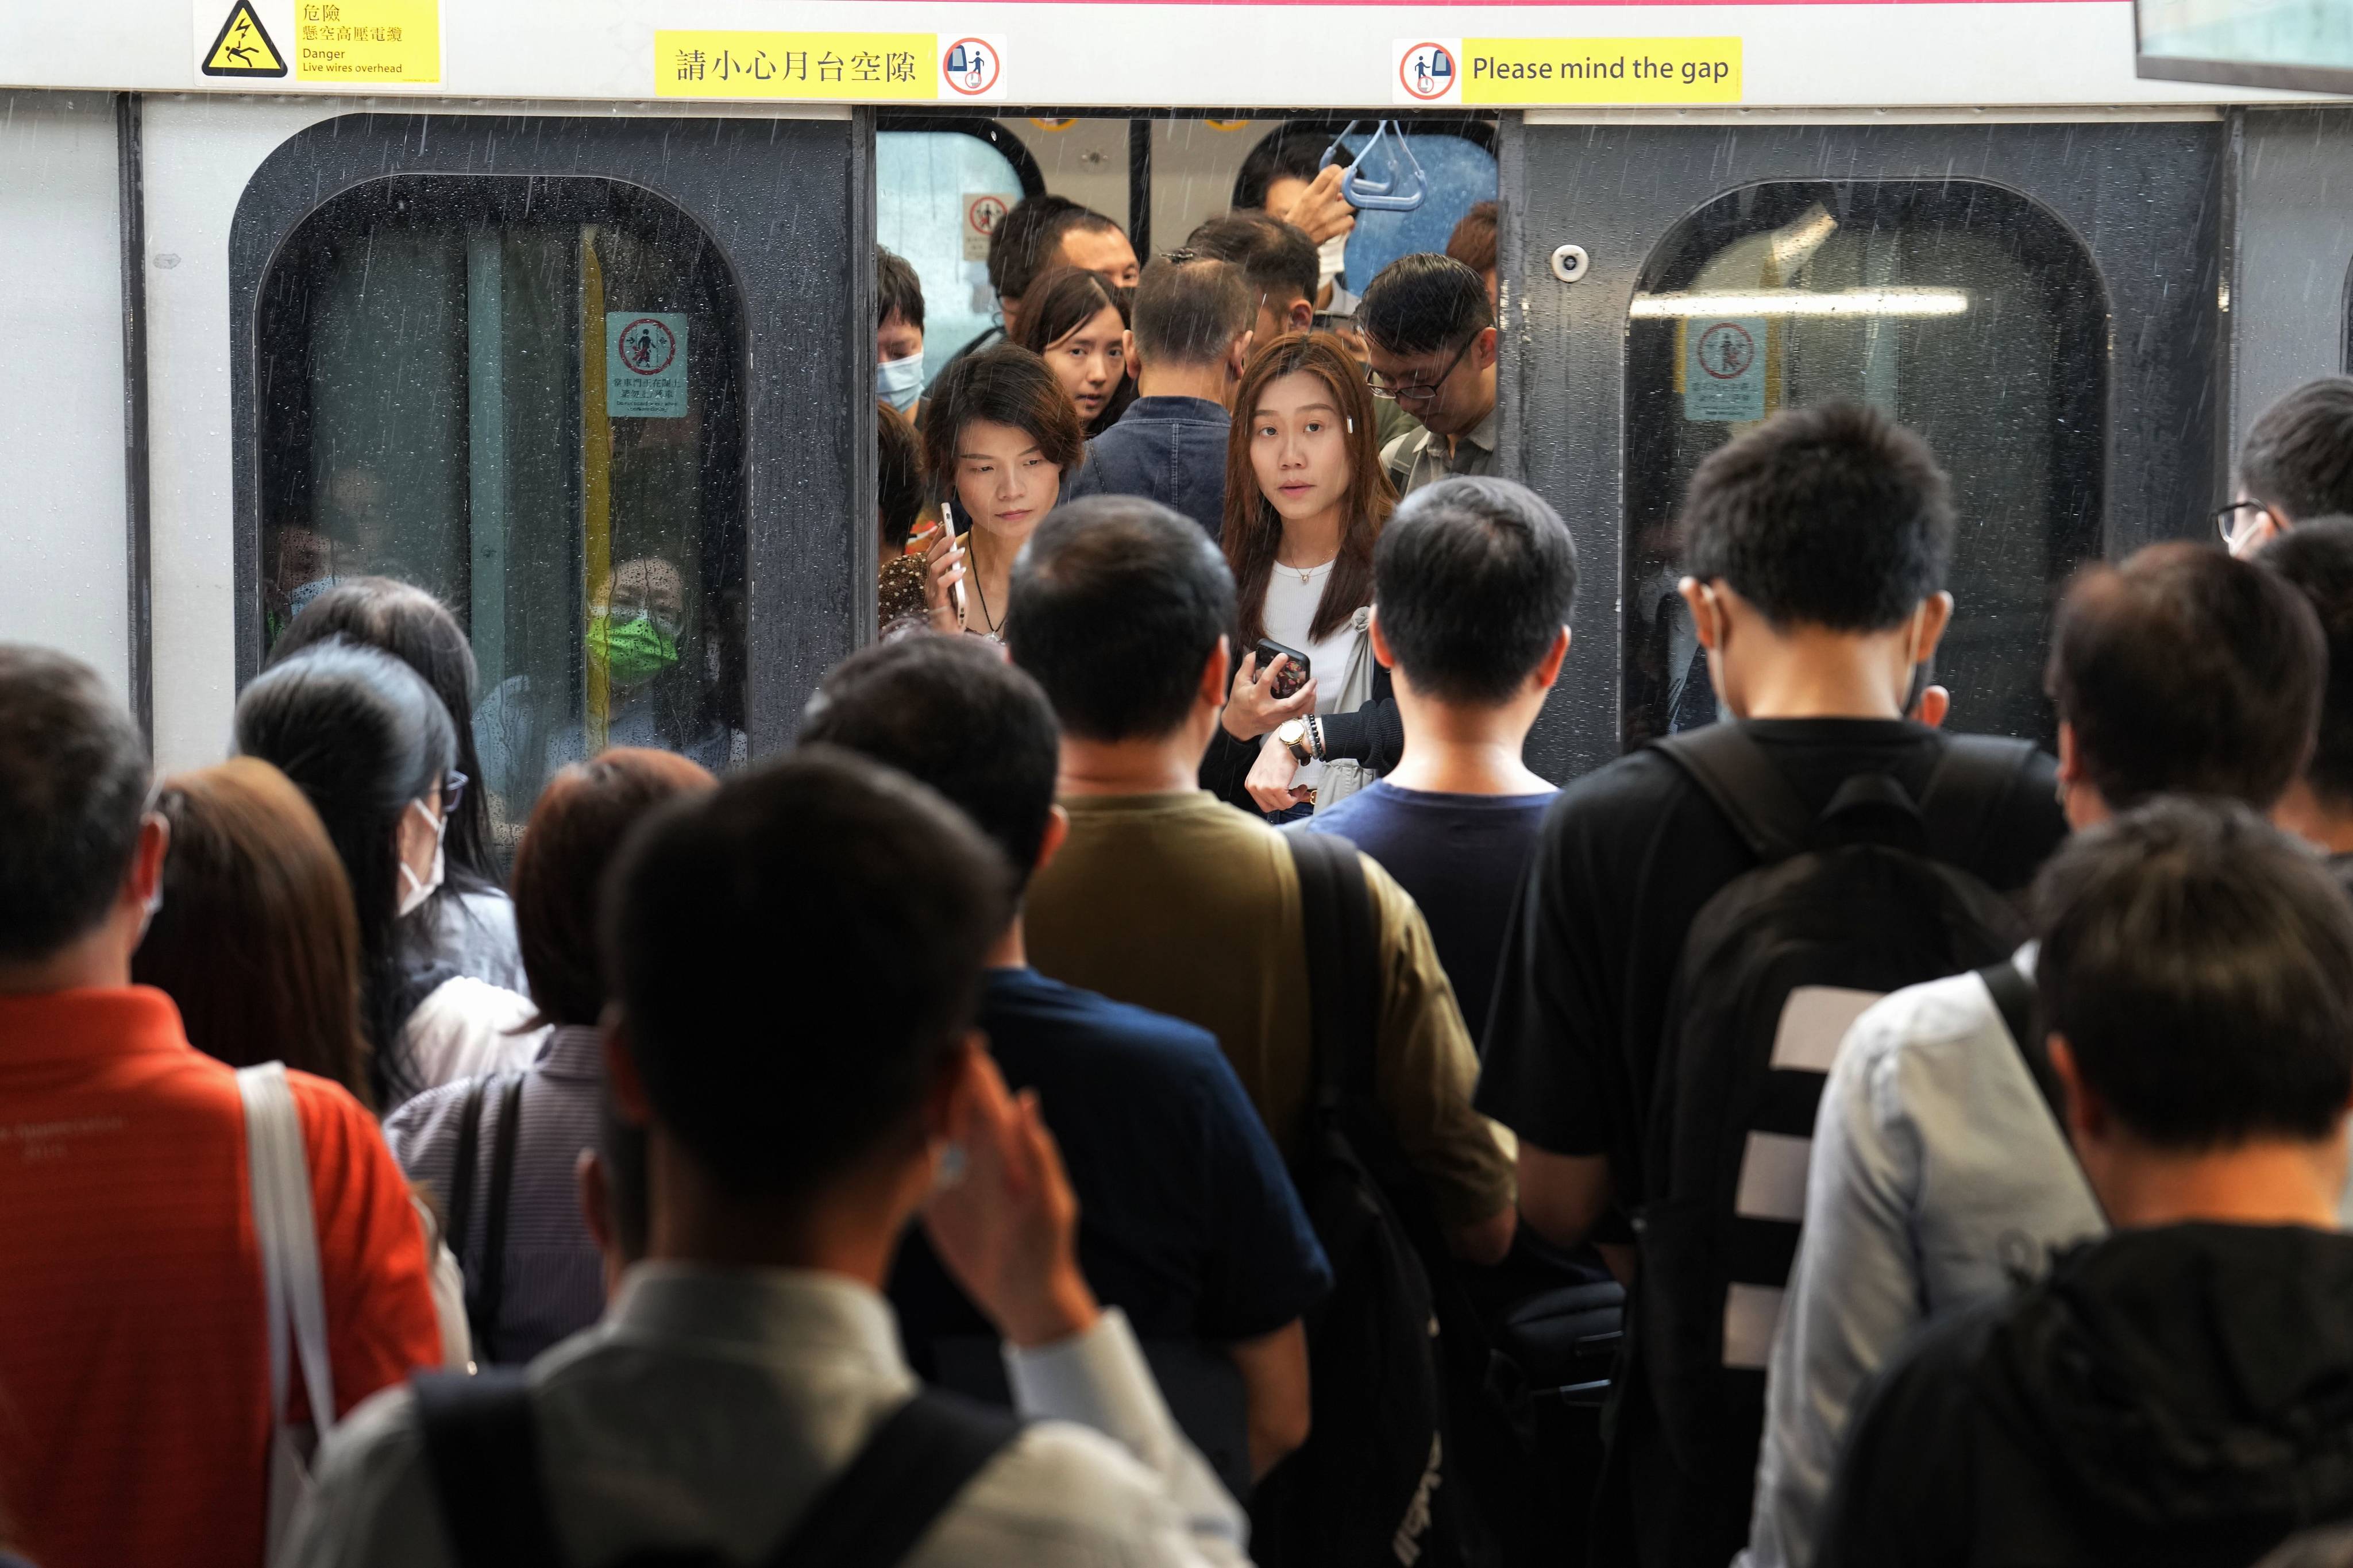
[1024,790,1515,1229]
[1380,404,1499,498]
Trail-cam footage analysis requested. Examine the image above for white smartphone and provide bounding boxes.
[940,500,968,624]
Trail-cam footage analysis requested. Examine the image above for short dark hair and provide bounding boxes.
[877,400,925,551]
[2035,797,2353,1149]
[877,246,925,333]
[514,748,716,1028]
[1233,128,1329,213]
[0,644,151,961]
[1359,253,1494,359]
[800,636,1061,891]
[1133,256,1252,368]
[1446,201,1500,276]
[1187,213,1317,308]
[604,747,1013,1199]
[267,577,496,887]
[1681,403,1954,632]
[921,345,1088,504]
[1008,495,1236,743]
[2241,378,2353,523]
[2047,541,2323,811]
[989,195,1085,300]
[2261,516,2353,808]
[1376,477,1579,705]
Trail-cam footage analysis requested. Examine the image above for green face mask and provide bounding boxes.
[589,612,680,686]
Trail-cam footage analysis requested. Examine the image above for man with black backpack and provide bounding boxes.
[284,749,1254,1568]
[1009,496,1517,1567]
[1475,404,2070,1568]
[1743,541,2328,1568]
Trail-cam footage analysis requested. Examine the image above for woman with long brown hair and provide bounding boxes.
[133,757,376,1104]
[1205,330,1405,819]
[1016,265,1137,437]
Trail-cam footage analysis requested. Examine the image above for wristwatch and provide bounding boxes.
[1277,718,1314,765]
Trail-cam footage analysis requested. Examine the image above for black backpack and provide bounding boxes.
[1249,832,1480,1568]
[1624,725,2034,1567]
[414,1370,1019,1568]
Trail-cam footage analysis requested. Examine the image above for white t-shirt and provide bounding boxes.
[1260,560,1361,791]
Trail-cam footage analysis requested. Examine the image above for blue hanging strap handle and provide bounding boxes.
[1321,119,1428,213]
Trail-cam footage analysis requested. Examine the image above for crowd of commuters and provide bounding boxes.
[26,128,2353,1568]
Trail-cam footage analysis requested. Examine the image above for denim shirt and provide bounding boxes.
[1067,396,1230,539]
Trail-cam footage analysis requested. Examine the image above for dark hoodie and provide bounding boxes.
[1816,1223,2353,1568]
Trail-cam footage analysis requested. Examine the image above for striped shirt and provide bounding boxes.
[385,1024,607,1365]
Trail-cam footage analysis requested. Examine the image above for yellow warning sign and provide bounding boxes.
[656,32,938,101]
[201,2,287,77]
[294,0,441,84]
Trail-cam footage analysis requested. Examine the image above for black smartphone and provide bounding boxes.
[1256,638,1310,700]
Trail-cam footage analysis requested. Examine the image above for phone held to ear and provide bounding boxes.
[1256,638,1310,700]
[939,501,968,623]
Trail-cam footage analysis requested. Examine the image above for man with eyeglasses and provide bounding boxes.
[1359,254,1500,498]
[2220,377,2353,557]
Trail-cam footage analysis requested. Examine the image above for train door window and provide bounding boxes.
[1623,181,2107,748]
[1150,118,1496,295]
[877,124,1042,383]
[256,176,747,851]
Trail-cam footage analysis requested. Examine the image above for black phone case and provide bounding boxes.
[1257,638,1310,697]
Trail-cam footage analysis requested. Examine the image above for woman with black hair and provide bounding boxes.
[236,639,540,1110]
[268,577,527,995]
[915,343,1087,643]
[1016,266,1137,438]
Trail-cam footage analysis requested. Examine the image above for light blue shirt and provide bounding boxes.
[1742,955,2103,1568]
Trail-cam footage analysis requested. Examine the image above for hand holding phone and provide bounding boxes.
[1222,638,1318,741]
[1256,638,1311,700]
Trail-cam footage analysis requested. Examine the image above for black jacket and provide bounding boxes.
[1199,660,1403,812]
[1817,1223,2353,1568]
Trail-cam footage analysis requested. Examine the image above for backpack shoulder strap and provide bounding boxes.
[1974,958,2067,1134]
[469,1072,526,1361]
[761,1389,1023,1568]
[1287,831,1381,1119]
[1917,735,2039,868]
[448,1075,489,1273]
[415,1368,564,1568]
[1652,724,1815,862]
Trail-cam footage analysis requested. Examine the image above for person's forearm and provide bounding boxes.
[1005,1309,1252,1565]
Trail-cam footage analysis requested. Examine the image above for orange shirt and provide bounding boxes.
[0,987,441,1568]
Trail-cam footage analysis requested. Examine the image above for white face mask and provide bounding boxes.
[396,797,446,918]
[877,350,925,414]
[1316,233,1349,292]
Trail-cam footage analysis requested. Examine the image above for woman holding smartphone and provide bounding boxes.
[1016,267,1137,438]
[1206,330,1402,820]
[917,344,1087,642]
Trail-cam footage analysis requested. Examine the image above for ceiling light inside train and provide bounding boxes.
[1629,288,1972,318]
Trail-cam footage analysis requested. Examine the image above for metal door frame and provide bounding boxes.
[226,110,874,759]
[1500,118,2225,782]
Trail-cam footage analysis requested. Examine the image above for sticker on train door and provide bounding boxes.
[1684,318,1766,423]
[607,314,687,418]
[200,1,287,76]
[963,193,1016,262]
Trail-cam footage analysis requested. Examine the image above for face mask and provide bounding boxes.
[877,350,924,414]
[396,798,445,918]
[589,612,681,687]
[288,577,336,619]
[1317,233,1348,292]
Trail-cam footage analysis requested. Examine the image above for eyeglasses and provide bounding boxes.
[1366,334,1475,407]
[442,770,469,815]
[2213,499,2278,545]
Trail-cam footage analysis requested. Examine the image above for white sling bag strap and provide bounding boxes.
[238,1062,338,1565]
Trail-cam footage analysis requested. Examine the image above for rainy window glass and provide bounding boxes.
[257,176,748,853]
[1623,181,2107,749]
[878,129,1032,385]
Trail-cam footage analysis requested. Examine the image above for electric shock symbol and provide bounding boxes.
[202,1,288,76]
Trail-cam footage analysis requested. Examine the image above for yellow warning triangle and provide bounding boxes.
[202,2,288,78]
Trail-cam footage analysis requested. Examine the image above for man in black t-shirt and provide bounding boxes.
[800,632,1330,1492]
[1474,404,2069,1568]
